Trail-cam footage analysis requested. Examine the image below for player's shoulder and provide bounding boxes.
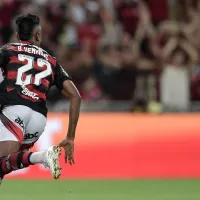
[1,42,22,52]
[29,45,58,66]
[0,43,12,55]
[39,46,56,60]
[0,43,10,50]
[5,42,21,48]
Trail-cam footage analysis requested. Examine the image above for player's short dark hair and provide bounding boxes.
[15,14,40,41]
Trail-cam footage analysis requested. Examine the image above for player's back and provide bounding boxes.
[0,42,67,116]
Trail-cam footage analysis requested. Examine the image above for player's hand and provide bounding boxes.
[59,138,75,165]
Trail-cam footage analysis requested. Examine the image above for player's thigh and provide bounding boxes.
[24,111,47,145]
[0,121,21,157]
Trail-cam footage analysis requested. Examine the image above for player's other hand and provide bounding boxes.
[59,138,75,165]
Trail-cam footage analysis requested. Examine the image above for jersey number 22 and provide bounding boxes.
[16,54,52,86]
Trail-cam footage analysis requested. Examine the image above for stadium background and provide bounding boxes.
[1,0,200,199]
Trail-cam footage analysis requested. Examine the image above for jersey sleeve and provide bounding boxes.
[53,62,72,90]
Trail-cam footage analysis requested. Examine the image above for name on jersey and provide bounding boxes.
[21,84,39,100]
[18,46,48,60]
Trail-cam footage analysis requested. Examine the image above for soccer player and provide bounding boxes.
[0,14,81,183]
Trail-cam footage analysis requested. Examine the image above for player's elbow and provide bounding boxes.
[68,85,81,102]
[63,88,81,103]
[69,91,81,109]
[71,90,81,102]
[62,80,81,102]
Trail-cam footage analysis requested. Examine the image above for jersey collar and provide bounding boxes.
[20,41,34,45]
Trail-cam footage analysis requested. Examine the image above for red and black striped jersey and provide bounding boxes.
[0,42,71,116]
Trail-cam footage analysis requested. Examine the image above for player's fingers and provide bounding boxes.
[72,156,75,164]
[68,156,72,165]
[69,160,72,165]
[66,152,72,165]
[68,155,73,166]
[65,154,68,163]
[70,159,73,166]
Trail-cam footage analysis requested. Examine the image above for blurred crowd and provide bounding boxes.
[1,0,200,111]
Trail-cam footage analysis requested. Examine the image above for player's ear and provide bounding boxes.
[36,31,40,42]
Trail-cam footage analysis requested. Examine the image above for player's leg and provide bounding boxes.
[0,115,24,182]
[0,109,23,157]
[0,106,61,181]
[0,145,61,181]
[0,141,20,157]
[0,140,21,182]
[23,109,62,178]
[0,105,30,158]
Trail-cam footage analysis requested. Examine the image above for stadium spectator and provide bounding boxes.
[2,0,200,111]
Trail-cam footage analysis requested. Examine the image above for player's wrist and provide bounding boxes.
[66,136,74,143]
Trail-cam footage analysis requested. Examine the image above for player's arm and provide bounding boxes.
[54,63,81,165]
[61,80,81,140]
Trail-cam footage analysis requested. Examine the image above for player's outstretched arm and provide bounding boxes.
[59,80,81,165]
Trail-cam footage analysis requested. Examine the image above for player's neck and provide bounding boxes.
[20,40,38,46]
